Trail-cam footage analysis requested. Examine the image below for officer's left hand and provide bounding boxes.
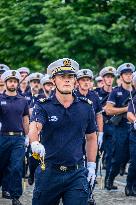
[98,132,104,149]
[87,162,96,186]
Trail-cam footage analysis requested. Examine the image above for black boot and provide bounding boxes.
[28,175,34,185]
[105,177,118,190]
[120,165,126,176]
[2,191,11,199]
[12,198,22,205]
[125,185,133,196]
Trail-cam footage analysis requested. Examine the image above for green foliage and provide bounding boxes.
[0,0,136,73]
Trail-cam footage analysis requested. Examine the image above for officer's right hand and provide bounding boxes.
[133,120,136,130]
[31,141,45,157]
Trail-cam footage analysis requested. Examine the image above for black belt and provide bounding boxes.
[47,162,83,172]
[1,132,24,136]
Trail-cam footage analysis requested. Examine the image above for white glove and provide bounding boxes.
[87,162,96,186]
[98,132,103,148]
[25,136,29,147]
[31,141,45,158]
[133,120,136,130]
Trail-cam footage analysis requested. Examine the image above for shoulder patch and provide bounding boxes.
[38,98,47,103]
[78,97,93,105]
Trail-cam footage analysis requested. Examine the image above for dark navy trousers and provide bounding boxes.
[103,123,114,179]
[109,124,130,180]
[0,135,25,199]
[32,165,89,205]
[127,131,136,187]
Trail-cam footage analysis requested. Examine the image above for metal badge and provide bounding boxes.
[60,166,67,171]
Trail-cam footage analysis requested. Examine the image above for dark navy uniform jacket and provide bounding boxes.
[29,93,46,109]
[128,95,136,114]
[108,85,135,124]
[128,95,136,131]
[0,93,29,132]
[75,89,102,116]
[31,94,97,166]
[95,87,112,122]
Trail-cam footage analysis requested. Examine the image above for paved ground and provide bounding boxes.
[0,175,136,205]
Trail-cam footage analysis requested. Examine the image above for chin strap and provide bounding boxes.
[55,84,71,95]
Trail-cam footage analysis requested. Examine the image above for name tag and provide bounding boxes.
[1,101,7,105]
[117,92,122,96]
[25,97,31,100]
[48,116,58,122]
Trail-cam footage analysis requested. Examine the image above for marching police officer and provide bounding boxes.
[40,74,54,98]
[0,64,10,94]
[95,76,104,91]
[27,72,44,185]
[28,72,44,113]
[0,70,29,205]
[76,69,103,149]
[126,75,136,196]
[28,58,98,205]
[17,67,30,96]
[0,64,10,198]
[105,63,135,190]
[97,66,117,189]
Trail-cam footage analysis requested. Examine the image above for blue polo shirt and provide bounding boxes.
[107,85,135,124]
[95,87,112,123]
[128,95,136,114]
[31,94,97,166]
[75,89,102,116]
[0,93,29,132]
[29,93,46,109]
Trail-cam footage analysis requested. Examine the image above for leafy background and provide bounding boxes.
[0,0,136,74]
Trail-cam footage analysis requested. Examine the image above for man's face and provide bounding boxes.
[78,77,92,91]
[20,72,28,79]
[30,79,41,91]
[43,82,53,93]
[97,80,104,88]
[6,78,18,92]
[54,74,76,94]
[103,74,114,86]
[121,72,132,84]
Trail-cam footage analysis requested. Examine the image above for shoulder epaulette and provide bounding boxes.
[78,97,93,105]
[38,98,47,103]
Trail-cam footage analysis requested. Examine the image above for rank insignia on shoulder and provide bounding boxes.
[79,97,93,105]
[87,99,93,105]
[39,98,46,103]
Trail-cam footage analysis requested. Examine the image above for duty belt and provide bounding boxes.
[47,163,83,172]
[1,132,24,136]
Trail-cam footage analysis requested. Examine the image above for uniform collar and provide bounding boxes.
[3,92,22,99]
[101,87,111,94]
[51,91,79,105]
[75,88,90,97]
